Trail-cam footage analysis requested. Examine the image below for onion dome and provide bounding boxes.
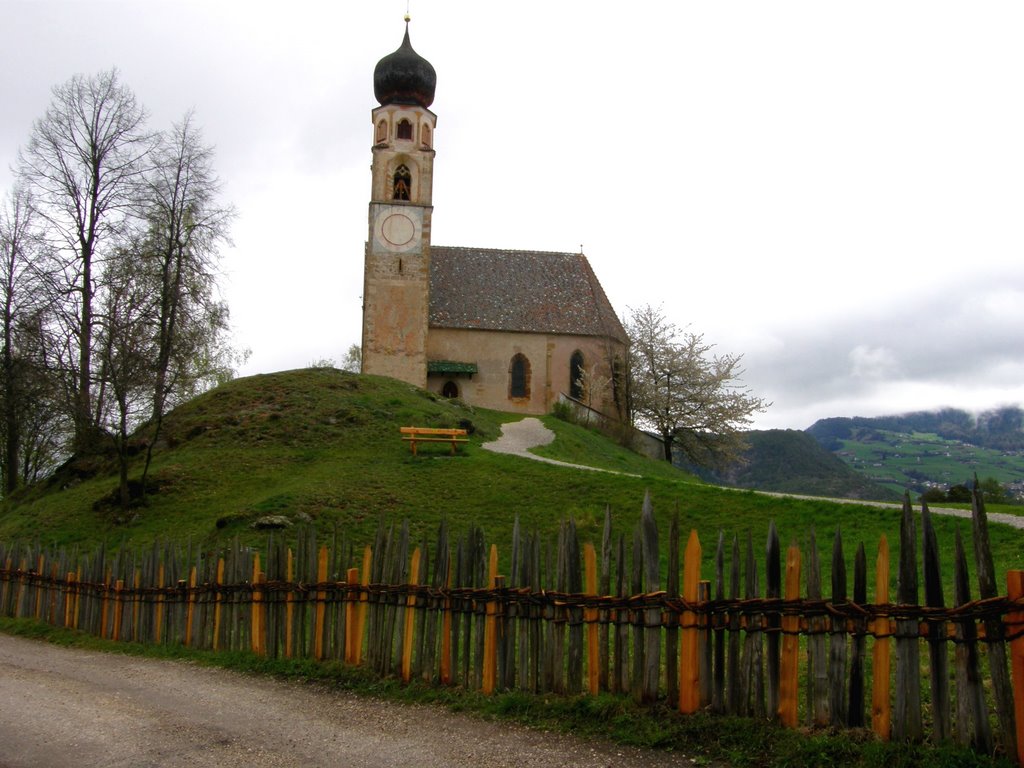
[373,25,436,108]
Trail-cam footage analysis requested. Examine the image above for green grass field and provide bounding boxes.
[836,429,1024,498]
[1,368,1021,599]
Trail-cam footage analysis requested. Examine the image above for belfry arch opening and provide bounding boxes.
[393,164,411,201]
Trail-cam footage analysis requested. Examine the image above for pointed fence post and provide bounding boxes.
[972,486,1018,757]
[778,542,801,728]
[765,522,781,720]
[679,529,702,714]
[402,547,421,683]
[894,496,922,742]
[849,543,867,728]
[251,553,265,657]
[920,504,950,741]
[345,567,360,664]
[584,543,599,696]
[154,562,166,645]
[640,494,661,703]
[953,530,992,752]
[872,535,891,740]
[829,528,848,727]
[315,544,329,660]
[482,544,499,694]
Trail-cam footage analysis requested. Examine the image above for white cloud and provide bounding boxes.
[849,345,901,382]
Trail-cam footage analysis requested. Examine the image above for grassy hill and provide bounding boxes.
[1,368,1021,592]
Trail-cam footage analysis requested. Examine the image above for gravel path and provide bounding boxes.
[0,633,699,768]
[482,418,639,476]
[754,489,1024,530]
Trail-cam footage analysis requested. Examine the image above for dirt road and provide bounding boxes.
[0,633,696,768]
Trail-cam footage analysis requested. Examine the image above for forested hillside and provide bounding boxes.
[685,429,899,501]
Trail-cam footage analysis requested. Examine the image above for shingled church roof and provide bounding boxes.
[428,246,628,344]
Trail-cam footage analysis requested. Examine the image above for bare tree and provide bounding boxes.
[0,186,73,492]
[130,112,236,495]
[0,186,39,492]
[17,68,151,452]
[626,304,770,466]
[95,250,157,512]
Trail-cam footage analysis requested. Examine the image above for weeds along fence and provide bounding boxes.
[3,492,1024,764]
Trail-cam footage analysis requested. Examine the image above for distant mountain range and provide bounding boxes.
[699,406,1024,502]
[806,406,1024,453]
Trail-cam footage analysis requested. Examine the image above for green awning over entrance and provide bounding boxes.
[427,360,478,375]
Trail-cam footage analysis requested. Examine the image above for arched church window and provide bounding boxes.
[421,123,431,148]
[393,165,412,201]
[509,354,531,399]
[569,351,585,400]
[397,119,413,140]
[442,381,459,399]
[375,119,388,143]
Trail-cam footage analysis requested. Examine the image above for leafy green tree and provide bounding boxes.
[977,476,1008,505]
[947,484,972,503]
[625,304,770,466]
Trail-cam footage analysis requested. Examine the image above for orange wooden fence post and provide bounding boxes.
[482,544,499,694]
[212,558,225,651]
[345,566,360,664]
[585,543,599,696]
[679,529,702,714]
[778,543,802,727]
[1007,570,1024,768]
[251,554,265,656]
[872,535,891,740]
[314,545,329,660]
[154,563,165,644]
[185,566,197,647]
[401,547,421,683]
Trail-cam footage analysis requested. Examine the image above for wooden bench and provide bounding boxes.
[400,426,469,456]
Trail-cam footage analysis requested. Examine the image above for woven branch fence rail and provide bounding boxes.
[2,492,1024,764]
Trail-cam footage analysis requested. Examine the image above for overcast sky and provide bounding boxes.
[2,1,1022,431]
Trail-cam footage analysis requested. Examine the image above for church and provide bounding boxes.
[361,22,628,421]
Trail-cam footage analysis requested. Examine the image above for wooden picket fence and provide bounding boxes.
[3,492,1024,764]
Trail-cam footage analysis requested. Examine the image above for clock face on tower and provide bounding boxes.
[373,205,423,253]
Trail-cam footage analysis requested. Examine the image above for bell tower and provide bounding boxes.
[361,21,437,387]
